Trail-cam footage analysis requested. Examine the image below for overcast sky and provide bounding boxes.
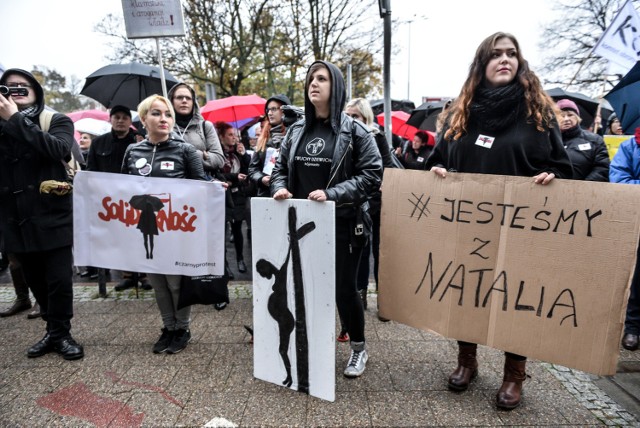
[1,0,555,107]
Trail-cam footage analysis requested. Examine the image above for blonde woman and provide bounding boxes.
[122,95,208,355]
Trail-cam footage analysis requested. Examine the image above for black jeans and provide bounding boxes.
[625,242,640,335]
[14,246,74,339]
[356,208,381,291]
[230,219,244,261]
[336,220,365,343]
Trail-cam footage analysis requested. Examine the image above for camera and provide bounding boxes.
[0,86,28,97]
[281,104,304,127]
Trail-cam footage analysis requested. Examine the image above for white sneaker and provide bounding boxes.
[344,348,368,377]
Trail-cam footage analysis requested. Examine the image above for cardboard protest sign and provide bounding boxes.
[251,198,336,401]
[379,169,640,375]
[73,171,225,276]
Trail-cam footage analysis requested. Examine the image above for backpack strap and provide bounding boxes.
[38,110,55,132]
[38,110,81,177]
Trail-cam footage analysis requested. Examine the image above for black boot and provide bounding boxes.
[0,299,32,317]
[1,262,32,317]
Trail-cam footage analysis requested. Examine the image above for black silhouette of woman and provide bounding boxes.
[257,255,294,387]
[256,214,315,389]
[129,194,164,259]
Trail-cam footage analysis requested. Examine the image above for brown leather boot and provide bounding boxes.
[496,355,527,410]
[448,342,478,391]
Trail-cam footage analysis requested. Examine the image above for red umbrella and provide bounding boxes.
[377,110,435,143]
[66,109,110,123]
[201,94,266,125]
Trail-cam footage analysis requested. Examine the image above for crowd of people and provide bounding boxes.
[0,31,639,411]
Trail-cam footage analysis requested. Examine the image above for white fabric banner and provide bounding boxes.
[593,0,640,71]
[251,198,336,402]
[73,171,225,276]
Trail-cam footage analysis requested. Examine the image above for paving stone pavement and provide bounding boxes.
[0,282,639,427]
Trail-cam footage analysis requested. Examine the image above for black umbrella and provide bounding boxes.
[81,63,180,111]
[406,101,448,132]
[545,87,602,130]
[369,98,416,117]
[605,61,640,134]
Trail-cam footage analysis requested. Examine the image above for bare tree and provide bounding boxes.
[94,0,384,102]
[538,0,629,96]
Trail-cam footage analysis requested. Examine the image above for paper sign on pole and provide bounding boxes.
[73,171,225,276]
[251,198,336,402]
[592,0,640,71]
[121,0,186,39]
[379,169,640,376]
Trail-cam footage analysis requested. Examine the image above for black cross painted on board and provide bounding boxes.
[409,193,431,221]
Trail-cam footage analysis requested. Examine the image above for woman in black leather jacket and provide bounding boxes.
[248,94,291,197]
[122,95,208,356]
[271,61,383,379]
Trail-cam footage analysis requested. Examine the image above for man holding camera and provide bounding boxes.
[0,68,84,360]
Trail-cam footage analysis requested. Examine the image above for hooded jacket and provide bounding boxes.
[248,94,291,197]
[270,61,383,218]
[0,68,75,252]
[167,83,224,173]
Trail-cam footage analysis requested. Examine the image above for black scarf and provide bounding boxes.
[469,82,525,132]
[561,124,581,141]
[175,112,193,129]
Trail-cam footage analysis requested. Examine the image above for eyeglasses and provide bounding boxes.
[266,107,281,113]
[174,95,192,101]
[6,82,32,88]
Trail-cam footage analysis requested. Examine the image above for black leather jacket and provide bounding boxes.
[271,61,382,219]
[121,137,208,180]
[270,114,382,218]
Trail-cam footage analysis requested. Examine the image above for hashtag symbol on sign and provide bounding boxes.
[409,193,431,221]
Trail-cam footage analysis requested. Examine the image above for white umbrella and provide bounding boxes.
[74,117,111,136]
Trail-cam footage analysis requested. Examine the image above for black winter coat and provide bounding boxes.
[87,130,137,173]
[561,125,610,181]
[0,70,75,252]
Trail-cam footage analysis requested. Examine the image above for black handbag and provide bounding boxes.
[177,274,229,309]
